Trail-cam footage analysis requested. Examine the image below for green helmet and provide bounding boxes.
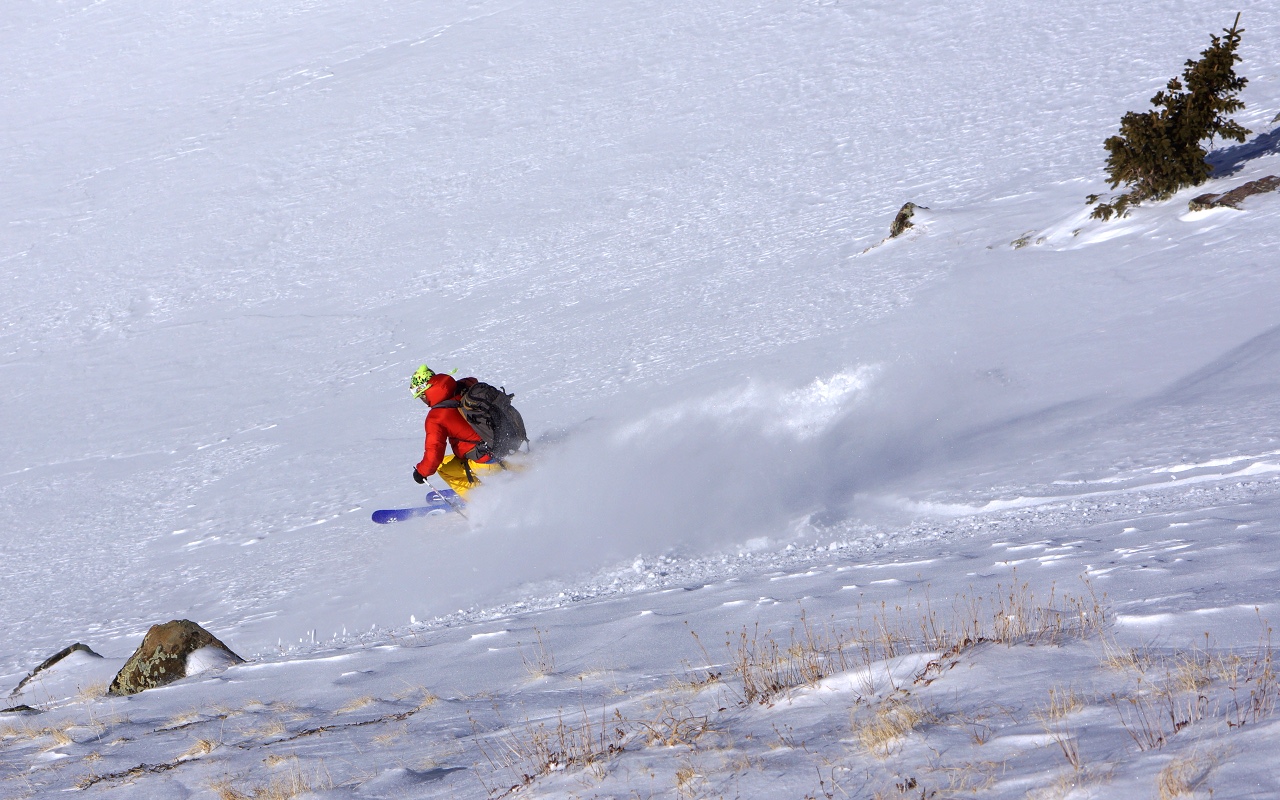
[409,365,436,398]
[410,364,459,398]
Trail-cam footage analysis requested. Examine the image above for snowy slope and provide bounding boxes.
[3,0,1280,796]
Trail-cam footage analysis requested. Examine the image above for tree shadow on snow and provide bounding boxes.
[1206,128,1280,178]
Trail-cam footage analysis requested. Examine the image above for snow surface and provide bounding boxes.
[3,0,1280,797]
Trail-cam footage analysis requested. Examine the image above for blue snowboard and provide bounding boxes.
[371,488,464,524]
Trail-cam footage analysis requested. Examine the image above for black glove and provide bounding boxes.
[412,468,427,484]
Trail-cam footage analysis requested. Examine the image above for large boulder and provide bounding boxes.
[108,620,243,696]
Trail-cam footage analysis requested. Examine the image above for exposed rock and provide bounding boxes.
[1010,230,1045,249]
[1188,193,1219,211]
[108,620,243,697]
[0,705,39,714]
[9,643,102,697]
[1189,175,1280,211]
[889,202,926,238]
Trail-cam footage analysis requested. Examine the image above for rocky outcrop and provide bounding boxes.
[9,643,101,697]
[889,202,925,238]
[1189,175,1280,211]
[107,620,243,697]
[0,705,39,714]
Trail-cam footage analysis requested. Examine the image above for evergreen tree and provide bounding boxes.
[1091,14,1250,220]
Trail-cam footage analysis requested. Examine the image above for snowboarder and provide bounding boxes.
[408,365,506,499]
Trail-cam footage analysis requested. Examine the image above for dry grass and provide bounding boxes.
[77,681,108,702]
[1034,686,1085,771]
[965,718,994,745]
[44,579,1269,800]
[1038,686,1085,722]
[670,752,711,798]
[263,701,308,721]
[391,684,441,712]
[181,738,219,760]
[953,706,1015,746]
[802,766,847,800]
[731,611,855,707]
[250,719,289,739]
[633,701,712,748]
[372,725,407,746]
[1172,645,1214,694]
[674,760,705,799]
[28,720,77,751]
[875,767,1000,800]
[473,705,627,794]
[855,694,932,758]
[336,695,377,714]
[666,672,722,695]
[1111,681,1182,751]
[1051,726,1082,772]
[162,708,208,730]
[1222,620,1276,729]
[212,762,331,800]
[879,761,1004,798]
[473,693,720,797]
[1028,771,1085,800]
[521,627,557,679]
[915,574,1108,653]
[1109,617,1275,752]
[0,719,71,747]
[1156,750,1219,799]
[924,760,1002,795]
[573,667,616,682]
[726,574,1108,708]
[1100,633,1163,673]
[1107,644,1210,750]
[874,775,922,799]
[665,629,725,697]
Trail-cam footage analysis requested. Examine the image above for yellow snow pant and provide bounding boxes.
[435,454,504,499]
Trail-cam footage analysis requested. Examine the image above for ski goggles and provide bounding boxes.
[409,365,458,398]
[410,365,437,398]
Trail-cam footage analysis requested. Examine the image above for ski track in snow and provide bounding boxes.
[3,0,1280,796]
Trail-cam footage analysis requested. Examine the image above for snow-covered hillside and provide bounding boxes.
[3,0,1280,797]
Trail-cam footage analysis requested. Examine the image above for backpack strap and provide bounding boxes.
[433,397,485,459]
[462,443,508,469]
[435,387,512,471]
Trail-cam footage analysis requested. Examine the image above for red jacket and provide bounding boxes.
[415,375,492,476]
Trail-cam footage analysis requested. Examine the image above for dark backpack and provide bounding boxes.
[449,382,528,461]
